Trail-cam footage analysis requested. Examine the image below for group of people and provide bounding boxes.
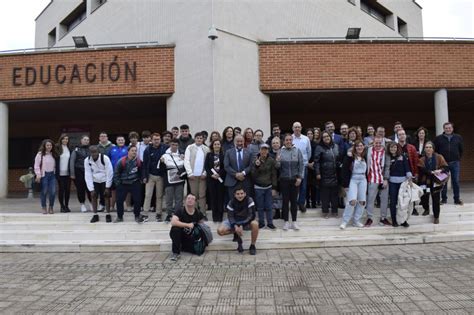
[33,120,464,257]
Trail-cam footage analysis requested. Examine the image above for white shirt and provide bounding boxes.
[59,146,70,176]
[193,145,205,176]
[137,141,149,162]
[292,133,311,166]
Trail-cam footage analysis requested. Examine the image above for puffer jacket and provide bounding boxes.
[69,145,90,177]
[314,143,341,187]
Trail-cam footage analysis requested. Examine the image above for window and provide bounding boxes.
[59,0,87,38]
[9,138,44,169]
[91,0,107,13]
[360,0,392,25]
[48,28,56,47]
[397,17,408,37]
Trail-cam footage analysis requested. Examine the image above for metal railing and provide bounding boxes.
[0,41,162,55]
[274,36,474,43]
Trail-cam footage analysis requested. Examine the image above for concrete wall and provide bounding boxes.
[35,0,423,135]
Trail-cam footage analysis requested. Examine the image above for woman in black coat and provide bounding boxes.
[314,131,341,218]
[205,140,226,222]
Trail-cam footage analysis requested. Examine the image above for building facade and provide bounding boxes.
[0,0,472,195]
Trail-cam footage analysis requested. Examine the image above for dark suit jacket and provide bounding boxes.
[205,152,226,181]
[224,147,251,187]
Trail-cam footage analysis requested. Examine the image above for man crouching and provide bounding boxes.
[217,186,259,255]
[169,193,205,261]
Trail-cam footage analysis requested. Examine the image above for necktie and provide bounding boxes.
[237,149,243,172]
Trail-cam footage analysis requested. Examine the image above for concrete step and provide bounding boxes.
[0,220,473,240]
[0,214,471,230]
[1,209,472,223]
[0,231,473,253]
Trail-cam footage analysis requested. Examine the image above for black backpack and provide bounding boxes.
[191,224,209,256]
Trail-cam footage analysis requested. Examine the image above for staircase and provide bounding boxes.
[0,205,472,252]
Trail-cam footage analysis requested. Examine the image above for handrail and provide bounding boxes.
[0,41,162,55]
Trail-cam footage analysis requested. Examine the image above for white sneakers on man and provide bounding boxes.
[339,222,347,230]
[283,221,290,231]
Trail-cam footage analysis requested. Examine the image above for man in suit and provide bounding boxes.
[325,121,344,147]
[224,135,252,200]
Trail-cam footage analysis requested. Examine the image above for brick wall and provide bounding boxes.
[259,41,474,91]
[260,41,474,181]
[0,46,174,100]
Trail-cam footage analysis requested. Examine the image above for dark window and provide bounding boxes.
[398,17,408,37]
[360,0,392,25]
[48,28,56,47]
[91,0,107,13]
[59,0,87,37]
[9,138,44,169]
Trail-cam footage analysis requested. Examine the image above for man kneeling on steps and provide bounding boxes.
[85,146,113,223]
[217,186,259,255]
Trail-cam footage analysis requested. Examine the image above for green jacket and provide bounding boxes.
[250,155,277,189]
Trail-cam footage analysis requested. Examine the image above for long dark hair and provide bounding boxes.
[38,139,58,158]
[415,126,429,142]
[210,139,223,154]
[351,140,366,160]
[222,126,234,141]
[56,133,69,155]
[320,131,334,147]
[387,142,402,157]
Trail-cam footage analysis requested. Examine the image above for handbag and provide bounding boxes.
[433,172,449,185]
[170,154,187,180]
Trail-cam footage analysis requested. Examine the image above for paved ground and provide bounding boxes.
[0,242,473,314]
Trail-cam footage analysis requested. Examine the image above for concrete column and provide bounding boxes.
[434,89,449,136]
[0,102,8,198]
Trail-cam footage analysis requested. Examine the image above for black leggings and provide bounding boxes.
[74,168,91,204]
[281,179,299,222]
[320,186,339,214]
[57,176,71,208]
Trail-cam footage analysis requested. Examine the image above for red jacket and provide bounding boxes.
[403,143,419,177]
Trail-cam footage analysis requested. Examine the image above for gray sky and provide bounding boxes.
[0,0,473,51]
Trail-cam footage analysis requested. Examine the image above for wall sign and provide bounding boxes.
[12,56,136,87]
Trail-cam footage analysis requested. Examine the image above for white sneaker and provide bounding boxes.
[80,204,87,213]
[339,222,347,230]
[283,221,290,231]
[291,222,300,230]
[353,221,364,228]
[98,204,104,211]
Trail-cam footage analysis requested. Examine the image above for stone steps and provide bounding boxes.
[0,220,472,240]
[0,206,472,253]
[1,231,473,253]
[0,209,471,223]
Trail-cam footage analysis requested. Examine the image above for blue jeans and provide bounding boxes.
[389,182,402,224]
[297,168,308,205]
[255,187,273,225]
[342,176,367,225]
[40,171,56,208]
[441,161,461,202]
